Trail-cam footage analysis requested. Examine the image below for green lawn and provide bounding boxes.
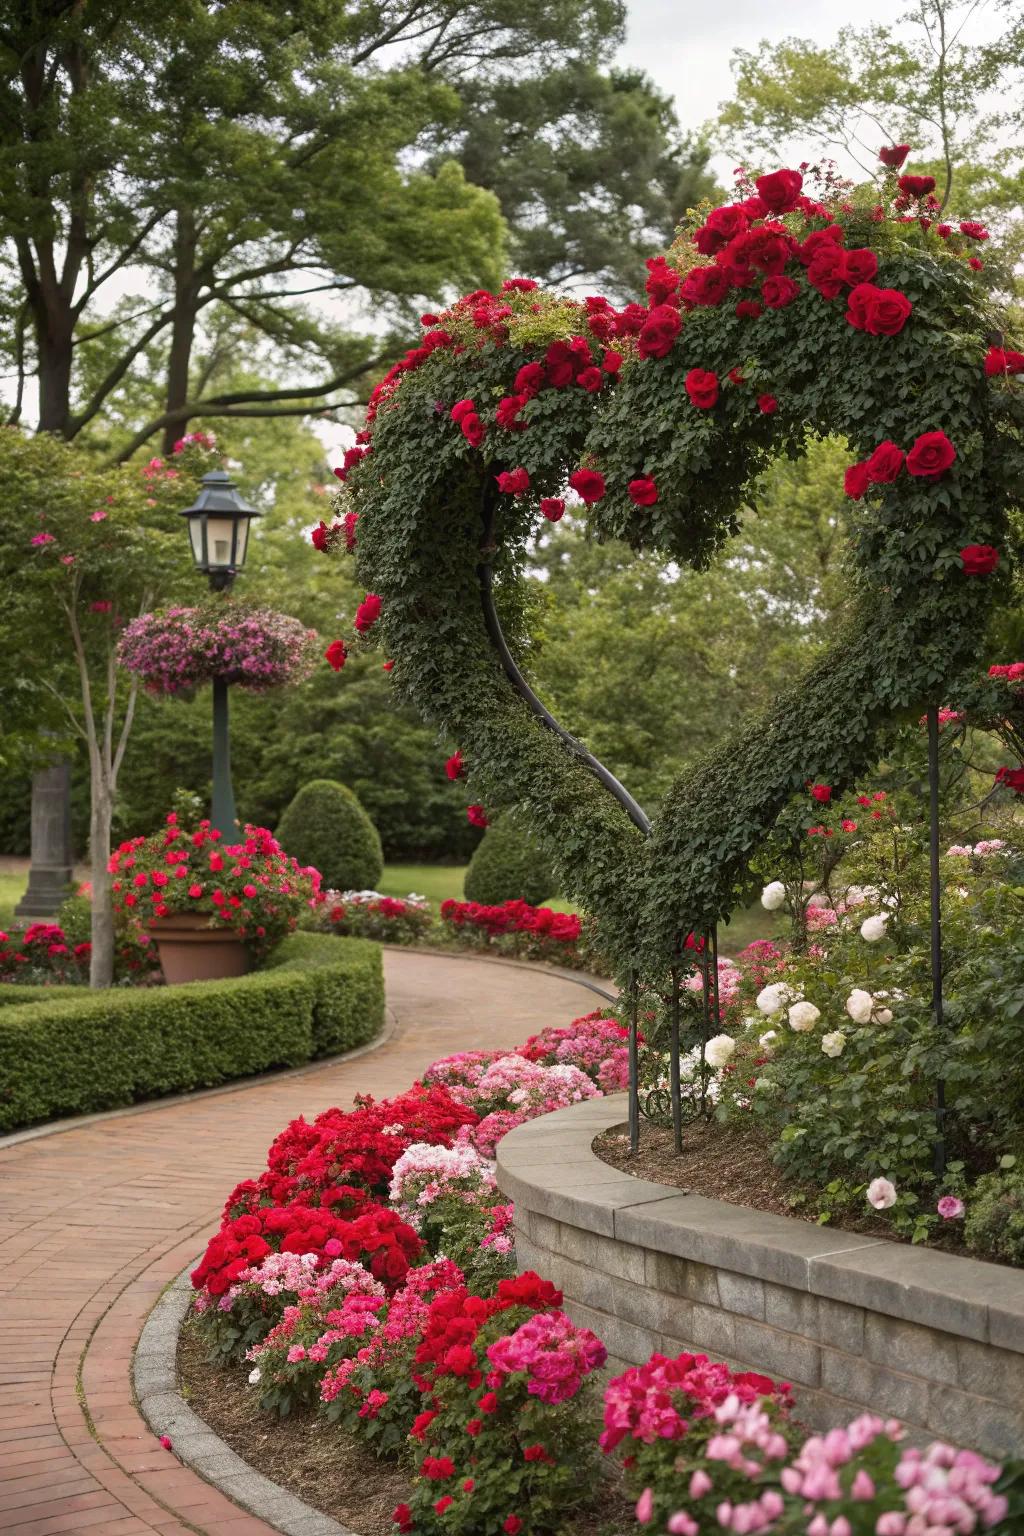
[0,872,24,929]
[378,863,466,905]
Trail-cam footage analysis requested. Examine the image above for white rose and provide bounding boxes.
[860,913,890,943]
[845,988,874,1024]
[788,1000,821,1032]
[756,984,787,1015]
[821,1031,846,1058]
[761,881,787,911]
[742,1015,760,1031]
[248,1367,261,1385]
[758,1030,778,1051]
[704,1033,736,1069]
[866,1177,897,1210]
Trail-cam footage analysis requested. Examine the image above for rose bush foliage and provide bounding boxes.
[320,162,1024,986]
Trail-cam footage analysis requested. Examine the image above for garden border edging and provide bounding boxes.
[496,1095,1024,1459]
[135,1261,357,1536]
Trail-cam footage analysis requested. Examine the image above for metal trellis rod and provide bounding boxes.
[927,704,947,1178]
[628,969,641,1153]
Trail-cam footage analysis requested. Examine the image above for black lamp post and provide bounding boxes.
[180,470,261,840]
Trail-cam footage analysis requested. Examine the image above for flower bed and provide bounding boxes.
[0,931,383,1132]
[185,1006,1022,1534]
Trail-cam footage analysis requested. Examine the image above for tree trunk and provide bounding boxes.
[162,205,199,455]
[88,769,115,989]
[35,306,75,437]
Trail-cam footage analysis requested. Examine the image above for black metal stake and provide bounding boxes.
[927,705,947,1178]
[669,964,683,1154]
[628,970,641,1153]
[699,933,712,1118]
[710,924,722,1030]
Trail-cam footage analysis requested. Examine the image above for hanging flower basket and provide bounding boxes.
[117,600,319,695]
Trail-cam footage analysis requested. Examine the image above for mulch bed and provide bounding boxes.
[592,1119,989,1260]
[177,1322,633,1535]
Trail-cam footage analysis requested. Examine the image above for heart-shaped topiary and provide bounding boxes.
[320,164,1024,985]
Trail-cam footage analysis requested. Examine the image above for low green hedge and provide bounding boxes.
[0,932,384,1134]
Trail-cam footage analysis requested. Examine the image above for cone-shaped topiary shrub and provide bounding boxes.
[276,779,383,892]
[463,815,557,906]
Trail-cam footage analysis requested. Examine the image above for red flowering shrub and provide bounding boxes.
[110,813,322,961]
[0,922,91,986]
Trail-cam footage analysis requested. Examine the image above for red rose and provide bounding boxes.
[568,468,606,503]
[681,265,731,308]
[996,766,1024,793]
[959,544,999,574]
[810,784,832,803]
[898,174,936,198]
[467,805,489,828]
[757,394,778,414]
[628,477,658,506]
[446,751,464,781]
[540,497,565,522]
[906,430,955,478]
[394,1504,413,1534]
[845,283,877,330]
[984,347,1024,376]
[602,349,623,373]
[324,639,348,671]
[694,203,749,254]
[879,144,910,168]
[435,1497,453,1515]
[495,467,530,495]
[576,366,604,393]
[847,284,912,336]
[969,257,984,271]
[450,398,476,423]
[844,462,871,500]
[503,1520,523,1536]
[515,362,545,396]
[495,394,528,430]
[461,413,485,447]
[478,1392,499,1413]
[685,368,719,409]
[727,367,744,384]
[761,275,800,309]
[544,341,575,388]
[354,593,381,632]
[383,660,394,672]
[636,303,681,360]
[842,249,879,285]
[188,883,202,898]
[735,299,763,319]
[754,168,803,213]
[865,440,905,483]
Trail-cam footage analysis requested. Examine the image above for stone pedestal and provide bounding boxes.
[14,761,74,920]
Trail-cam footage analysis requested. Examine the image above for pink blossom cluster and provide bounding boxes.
[388,1141,497,1227]
[519,1012,631,1091]
[946,840,1006,858]
[463,1109,528,1159]
[685,956,742,1012]
[118,604,319,694]
[479,1203,515,1256]
[475,1053,600,1116]
[421,1051,505,1104]
[319,1259,465,1403]
[600,1353,787,1453]
[486,1310,607,1404]
[194,1247,323,1313]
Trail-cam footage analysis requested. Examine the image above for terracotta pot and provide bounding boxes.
[147,912,250,985]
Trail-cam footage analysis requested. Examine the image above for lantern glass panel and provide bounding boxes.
[188,516,205,567]
[205,515,237,570]
[234,517,251,567]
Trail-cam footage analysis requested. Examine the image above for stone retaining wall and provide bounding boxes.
[496,1096,1024,1459]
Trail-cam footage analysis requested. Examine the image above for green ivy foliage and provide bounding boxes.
[336,184,1024,984]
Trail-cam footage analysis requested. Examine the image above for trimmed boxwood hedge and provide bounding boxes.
[0,932,384,1134]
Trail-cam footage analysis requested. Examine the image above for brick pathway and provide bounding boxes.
[0,951,599,1535]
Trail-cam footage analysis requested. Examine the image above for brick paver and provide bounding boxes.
[0,951,596,1534]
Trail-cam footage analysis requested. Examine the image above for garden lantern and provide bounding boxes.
[180,469,261,591]
[180,469,261,838]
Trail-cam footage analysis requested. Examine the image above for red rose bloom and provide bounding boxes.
[324,639,348,671]
[461,413,485,448]
[602,349,623,373]
[446,751,464,781]
[984,347,1024,376]
[685,368,719,409]
[761,275,800,309]
[628,477,658,506]
[842,249,879,285]
[846,284,912,336]
[681,265,731,308]
[576,366,604,393]
[735,299,762,319]
[959,221,988,240]
[809,784,832,804]
[996,766,1024,793]
[383,660,394,672]
[960,544,999,574]
[636,303,681,360]
[865,441,905,483]
[450,399,476,423]
[879,144,910,168]
[467,805,489,828]
[503,1519,523,1536]
[898,174,936,198]
[844,462,871,500]
[906,431,955,478]
[435,1497,453,1515]
[495,467,530,495]
[354,593,381,632]
[757,394,778,414]
[540,497,565,522]
[754,168,803,213]
[568,468,606,503]
[515,362,545,396]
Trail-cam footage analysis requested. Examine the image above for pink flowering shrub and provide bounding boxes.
[486,1310,607,1404]
[420,1051,506,1104]
[518,1010,631,1091]
[0,922,91,986]
[246,1264,387,1416]
[389,1141,497,1238]
[118,601,319,694]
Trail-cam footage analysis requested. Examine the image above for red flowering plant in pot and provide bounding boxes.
[109,812,323,982]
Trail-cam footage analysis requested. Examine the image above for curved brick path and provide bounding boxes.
[0,951,601,1536]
